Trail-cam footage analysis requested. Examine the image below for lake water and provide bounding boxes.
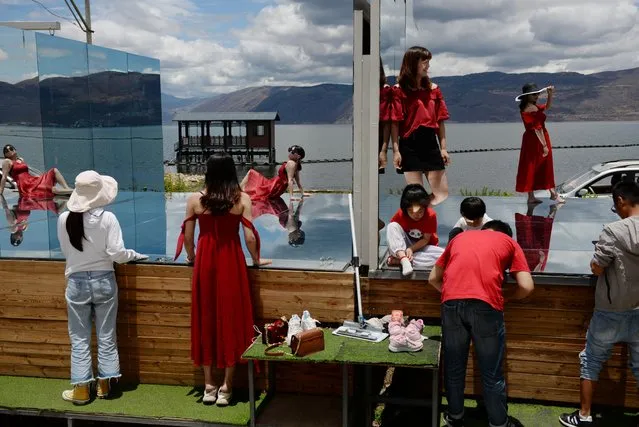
[163,122,639,194]
[2,122,638,194]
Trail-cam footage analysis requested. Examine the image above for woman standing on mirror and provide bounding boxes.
[396,46,451,205]
[0,144,73,197]
[175,153,271,407]
[516,83,564,204]
[240,145,309,201]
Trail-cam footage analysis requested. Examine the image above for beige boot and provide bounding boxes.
[97,378,110,399]
[62,383,90,405]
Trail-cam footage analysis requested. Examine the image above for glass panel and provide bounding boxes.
[0,27,46,256]
[127,53,163,192]
[88,44,133,190]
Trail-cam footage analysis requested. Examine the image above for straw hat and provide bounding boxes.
[514,83,548,102]
[67,171,118,213]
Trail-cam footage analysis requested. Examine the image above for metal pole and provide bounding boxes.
[84,0,92,44]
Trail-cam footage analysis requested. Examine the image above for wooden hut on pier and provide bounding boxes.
[173,112,280,173]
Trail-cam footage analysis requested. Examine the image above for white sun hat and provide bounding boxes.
[514,84,552,102]
[67,171,118,213]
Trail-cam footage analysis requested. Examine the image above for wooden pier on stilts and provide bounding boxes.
[172,112,280,173]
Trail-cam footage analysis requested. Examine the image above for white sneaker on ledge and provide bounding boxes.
[286,314,303,345]
[301,310,320,331]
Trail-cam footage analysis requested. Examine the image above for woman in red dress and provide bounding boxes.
[175,153,271,406]
[515,84,564,204]
[396,46,451,205]
[240,145,306,201]
[0,144,72,198]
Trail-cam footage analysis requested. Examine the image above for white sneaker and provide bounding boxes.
[286,314,303,345]
[301,310,319,331]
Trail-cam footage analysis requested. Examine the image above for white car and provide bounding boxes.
[556,160,639,199]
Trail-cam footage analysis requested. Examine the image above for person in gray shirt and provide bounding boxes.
[560,181,639,427]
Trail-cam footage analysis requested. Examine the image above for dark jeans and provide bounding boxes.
[441,299,508,427]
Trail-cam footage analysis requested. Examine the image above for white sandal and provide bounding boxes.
[203,386,218,404]
[216,389,232,406]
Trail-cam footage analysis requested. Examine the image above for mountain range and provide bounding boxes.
[162,67,639,124]
[2,67,639,126]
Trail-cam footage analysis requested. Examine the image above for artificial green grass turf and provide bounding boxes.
[242,327,441,367]
[0,376,265,425]
[438,398,639,427]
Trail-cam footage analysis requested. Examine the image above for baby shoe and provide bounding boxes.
[388,332,423,353]
[405,319,424,344]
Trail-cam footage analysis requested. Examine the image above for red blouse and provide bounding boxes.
[398,86,450,138]
[520,103,547,131]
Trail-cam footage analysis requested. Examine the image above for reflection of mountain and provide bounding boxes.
[0,71,161,127]
[169,66,639,124]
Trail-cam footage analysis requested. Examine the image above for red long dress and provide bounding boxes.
[243,163,288,201]
[175,212,260,368]
[515,213,553,272]
[515,104,556,192]
[9,160,56,198]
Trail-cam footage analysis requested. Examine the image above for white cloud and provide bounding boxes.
[381,0,639,80]
[0,48,7,60]
[16,0,639,96]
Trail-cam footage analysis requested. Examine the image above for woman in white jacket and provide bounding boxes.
[57,171,147,404]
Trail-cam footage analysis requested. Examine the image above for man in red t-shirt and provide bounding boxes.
[428,220,534,427]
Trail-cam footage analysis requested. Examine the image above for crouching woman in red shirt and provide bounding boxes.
[396,46,451,205]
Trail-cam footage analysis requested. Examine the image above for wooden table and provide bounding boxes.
[242,326,442,427]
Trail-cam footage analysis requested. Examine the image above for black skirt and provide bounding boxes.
[398,126,445,172]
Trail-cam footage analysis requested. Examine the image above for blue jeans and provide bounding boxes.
[442,299,508,427]
[580,309,639,382]
[66,271,121,384]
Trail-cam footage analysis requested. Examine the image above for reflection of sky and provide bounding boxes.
[0,191,351,272]
[128,53,160,74]
[0,27,38,84]
[379,195,619,275]
[36,33,89,79]
[88,44,128,74]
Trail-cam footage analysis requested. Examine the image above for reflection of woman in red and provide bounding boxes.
[515,203,560,272]
[251,197,305,247]
[240,145,307,200]
[515,84,564,204]
[1,195,66,246]
[378,62,402,173]
[0,144,72,198]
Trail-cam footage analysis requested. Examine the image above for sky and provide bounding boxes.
[2,0,639,98]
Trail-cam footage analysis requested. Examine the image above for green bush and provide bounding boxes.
[164,174,204,193]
